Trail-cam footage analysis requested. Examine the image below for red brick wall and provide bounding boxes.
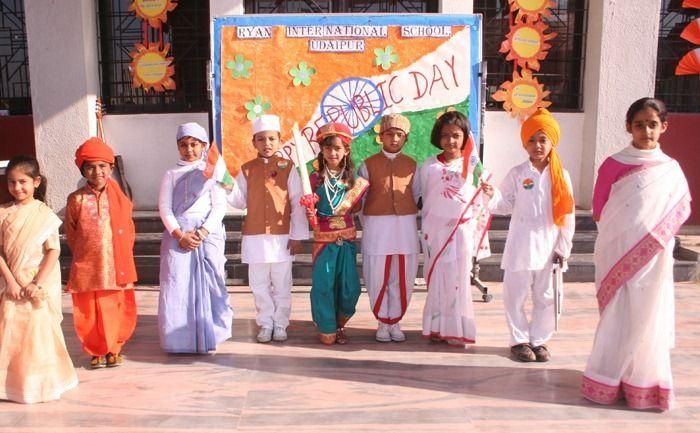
[0,116,35,203]
[662,113,700,225]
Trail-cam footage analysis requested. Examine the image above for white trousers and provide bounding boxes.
[364,254,418,325]
[248,261,293,329]
[502,267,555,347]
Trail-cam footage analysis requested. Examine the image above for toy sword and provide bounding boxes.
[292,122,319,227]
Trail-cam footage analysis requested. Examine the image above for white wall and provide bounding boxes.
[579,0,662,207]
[440,0,473,13]
[102,113,210,210]
[25,0,100,211]
[483,112,585,202]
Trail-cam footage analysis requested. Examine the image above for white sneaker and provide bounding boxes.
[272,326,288,342]
[389,324,406,342]
[257,327,273,343]
[375,323,391,342]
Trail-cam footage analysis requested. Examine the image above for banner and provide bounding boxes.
[213,14,482,174]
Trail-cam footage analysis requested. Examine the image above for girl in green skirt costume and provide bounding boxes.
[308,122,369,345]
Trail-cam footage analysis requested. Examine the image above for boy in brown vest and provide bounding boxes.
[227,114,309,343]
[358,114,420,342]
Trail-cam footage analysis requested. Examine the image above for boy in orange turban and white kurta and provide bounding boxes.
[65,137,138,369]
[483,108,575,363]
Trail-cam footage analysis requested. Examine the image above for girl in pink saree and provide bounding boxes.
[581,98,691,411]
[0,157,77,403]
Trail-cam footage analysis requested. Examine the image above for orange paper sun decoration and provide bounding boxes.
[129,0,177,28]
[129,43,176,91]
[500,18,557,71]
[492,69,551,120]
[509,0,557,20]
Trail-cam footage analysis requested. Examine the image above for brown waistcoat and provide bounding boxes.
[241,155,292,235]
[363,152,419,216]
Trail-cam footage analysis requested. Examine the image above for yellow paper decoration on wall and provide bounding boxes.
[509,0,557,19]
[129,0,177,28]
[500,19,557,71]
[129,43,176,91]
[492,69,551,120]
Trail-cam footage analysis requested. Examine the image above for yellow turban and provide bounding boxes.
[520,108,574,227]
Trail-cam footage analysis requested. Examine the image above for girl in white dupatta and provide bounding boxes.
[581,98,691,411]
[0,156,78,403]
[420,111,491,347]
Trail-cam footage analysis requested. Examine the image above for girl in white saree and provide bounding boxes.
[0,157,77,403]
[581,98,691,411]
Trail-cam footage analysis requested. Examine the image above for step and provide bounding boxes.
[123,210,599,234]
[58,253,699,286]
[59,229,598,256]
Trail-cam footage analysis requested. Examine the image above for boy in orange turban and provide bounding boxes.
[482,108,575,363]
[65,137,137,368]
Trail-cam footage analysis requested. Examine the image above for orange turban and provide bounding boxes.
[75,137,115,169]
[316,122,353,147]
[520,108,574,227]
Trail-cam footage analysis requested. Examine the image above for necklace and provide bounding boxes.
[323,166,344,213]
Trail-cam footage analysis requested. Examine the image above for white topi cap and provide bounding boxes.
[252,114,281,135]
[176,122,209,144]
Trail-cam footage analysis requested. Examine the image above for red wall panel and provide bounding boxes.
[662,113,700,225]
[0,116,35,203]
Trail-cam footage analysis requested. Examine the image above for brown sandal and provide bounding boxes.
[335,327,348,345]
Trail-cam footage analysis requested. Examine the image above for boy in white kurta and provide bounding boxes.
[358,114,420,342]
[227,115,309,343]
[484,108,575,362]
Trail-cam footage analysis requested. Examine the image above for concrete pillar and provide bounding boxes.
[440,0,473,13]
[210,0,244,16]
[578,0,662,207]
[24,0,100,211]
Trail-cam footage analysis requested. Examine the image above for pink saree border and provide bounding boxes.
[596,194,691,313]
[581,375,673,410]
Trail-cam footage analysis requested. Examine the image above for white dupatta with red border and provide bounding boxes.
[582,145,691,411]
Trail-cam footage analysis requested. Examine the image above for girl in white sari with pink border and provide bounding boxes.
[581,98,691,411]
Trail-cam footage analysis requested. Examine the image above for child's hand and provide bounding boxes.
[288,239,302,255]
[481,181,494,199]
[553,253,566,266]
[179,232,202,251]
[6,280,22,300]
[23,282,39,299]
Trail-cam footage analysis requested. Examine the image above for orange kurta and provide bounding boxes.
[65,184,137,356]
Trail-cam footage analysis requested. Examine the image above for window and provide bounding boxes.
[244,0,438,14]
[655,0,699,113]
[97,0,210,114]
[0,0,31,115]
[474,0,588,111]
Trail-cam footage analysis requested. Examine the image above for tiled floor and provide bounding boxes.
[2,282,699,432]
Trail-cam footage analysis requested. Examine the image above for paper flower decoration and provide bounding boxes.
[500,18,557,71]
[128,0,177,28]
[373,123,383,144]
[289,62,316,86]
[436,106,457,119]
[492,69,551,119]
[676,48,700,76]
[128,43,176,91]
[508,0,557,20]
[374,46,399,70]
[681,18,700,44]
[244,95,271,120]
[226,54,253,79]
